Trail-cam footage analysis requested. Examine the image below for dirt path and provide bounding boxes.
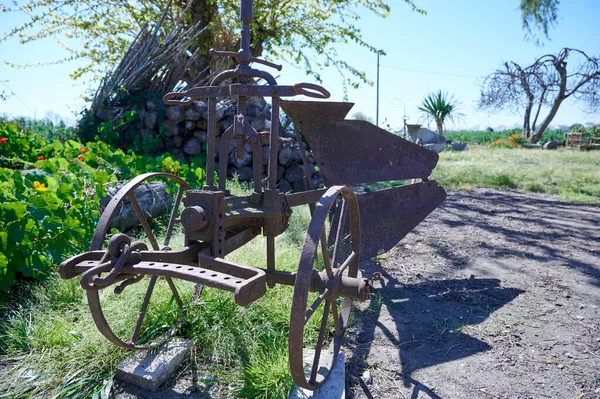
[346,188,600,399]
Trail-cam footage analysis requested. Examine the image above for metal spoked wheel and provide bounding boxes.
[289,185,361,390]
[85,172,196,350]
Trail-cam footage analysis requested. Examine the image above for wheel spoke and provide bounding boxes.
[165,276,183,307]
[127,191,159,250]
[309,300,331,384]
[331,198,348,268]
[131,275,158,344]
[335,251,357,278]
[319,228,332,276]
[305,288,329,324]
[312,203,333,276]
[330,299,341,336]
[163,185,185,247]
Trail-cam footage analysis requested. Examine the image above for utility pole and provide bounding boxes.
[376,51,380,127]
[395,98,410,139]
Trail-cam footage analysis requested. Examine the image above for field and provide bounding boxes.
[434,146,600,204]
[0,121,599,398]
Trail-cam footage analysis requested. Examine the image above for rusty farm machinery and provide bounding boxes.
[59,0,446,391]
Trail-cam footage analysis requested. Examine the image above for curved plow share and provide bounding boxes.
[59,0,445,391]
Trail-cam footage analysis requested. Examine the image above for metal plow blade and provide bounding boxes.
[357,181,446,261]
[281,101,439,185]
[281,100,354,125]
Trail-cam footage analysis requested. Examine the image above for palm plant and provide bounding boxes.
[418,90,464,136]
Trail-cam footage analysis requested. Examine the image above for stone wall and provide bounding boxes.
[114,97,322,191]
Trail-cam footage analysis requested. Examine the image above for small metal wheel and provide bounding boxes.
[289,185,361,390]
[85,172,196,350]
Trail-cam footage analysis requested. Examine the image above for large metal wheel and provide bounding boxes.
[84,173,195,350]
[289,185,361,390]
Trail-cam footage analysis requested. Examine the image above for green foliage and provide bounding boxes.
[0,118,206,291]
[445,128,566,145]
[2,0,425,89]
[520,0,560,41]
[14,117,77,142]
[418,90,464,135]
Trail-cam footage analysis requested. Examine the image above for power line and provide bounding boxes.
[0,80,36,117]
[379,64,481,79]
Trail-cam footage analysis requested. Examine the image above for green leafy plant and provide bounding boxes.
[0,119,206,291]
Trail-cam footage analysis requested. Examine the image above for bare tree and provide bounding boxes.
[478,48,600,143]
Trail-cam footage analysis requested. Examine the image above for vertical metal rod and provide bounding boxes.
[268,97,280,190]
[376,51,380,127]
[266,233,275,288]
[240,0,252,51]
[206,98,217,189]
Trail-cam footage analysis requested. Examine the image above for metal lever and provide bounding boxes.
[293,83,330,99]
[209,48,283,71]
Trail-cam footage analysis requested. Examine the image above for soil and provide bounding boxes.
[346,188,600,399]
[111,188,600,398]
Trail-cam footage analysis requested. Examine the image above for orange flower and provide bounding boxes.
[37,155,45,160]
[80,148,87,154]
[0,137,7,144]
[77,155,83,161]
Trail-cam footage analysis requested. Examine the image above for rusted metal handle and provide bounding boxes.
[251,57,283,71]
[209,48,238,58]
[163,91,195,105]
[293,83,330,99]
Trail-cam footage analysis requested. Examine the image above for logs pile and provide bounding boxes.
[133,97,322,192]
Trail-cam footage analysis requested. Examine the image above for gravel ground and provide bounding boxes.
[346,188,600,399]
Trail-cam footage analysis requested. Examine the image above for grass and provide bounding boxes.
[433,147,600,204]
[0,202,324,398]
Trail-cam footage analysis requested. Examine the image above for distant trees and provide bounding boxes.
[350,112,374,124]
[418,90,464,136]
[478,48,600,143]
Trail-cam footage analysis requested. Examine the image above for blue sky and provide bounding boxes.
[1,0,600,131]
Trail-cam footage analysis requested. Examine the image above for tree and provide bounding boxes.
[0,0,425,91]
[478,48,600,143]
[418,90,464,136]
[519,0,560,43]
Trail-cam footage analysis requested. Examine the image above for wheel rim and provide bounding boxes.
[289,185,361,390]
[86,173,194,350]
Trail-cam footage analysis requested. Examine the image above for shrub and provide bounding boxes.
[0,119,206,291]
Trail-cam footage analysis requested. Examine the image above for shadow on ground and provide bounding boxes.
[346,259,524,399]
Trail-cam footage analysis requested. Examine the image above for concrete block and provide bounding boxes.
[289,352,345,399]
[115,338,193,391]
